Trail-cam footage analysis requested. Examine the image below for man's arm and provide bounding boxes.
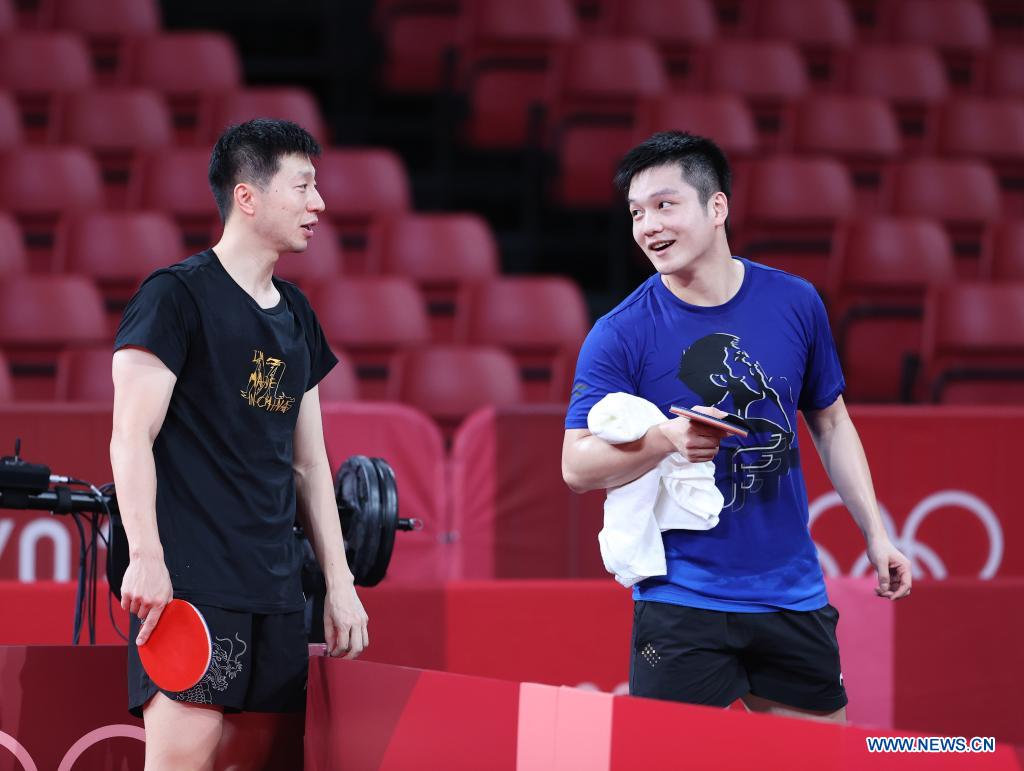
[803,395,912,600]
[292,385,368,658]
[562,408,729,493]
[110,347,177,644]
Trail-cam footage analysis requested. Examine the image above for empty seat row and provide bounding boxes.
[0,273,589,405]
[380,0,1020,97]
[3,281,1021,418]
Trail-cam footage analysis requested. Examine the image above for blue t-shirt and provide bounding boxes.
[566,258,844,612]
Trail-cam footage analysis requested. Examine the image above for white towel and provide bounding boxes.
[588,393,725,588]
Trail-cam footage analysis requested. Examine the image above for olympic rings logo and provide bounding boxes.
[0,725,145,771]
[809,490,1004,579]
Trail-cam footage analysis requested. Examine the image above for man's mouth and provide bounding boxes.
[649,239,675,253]
[301,222,316,234]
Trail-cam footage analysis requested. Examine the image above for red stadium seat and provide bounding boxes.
[641,93,758,158]
[704,41,809,149]
[736,156,855,288]
[553,37,669,207]
[0,349,12,401]
[891,158,1002,276]
[793,95,901,213]
[461,0,578,150]
[273,220,344,292]
[828,217,955,402]
[847,44,949,152]
[606,0,717,88]
[0,274,108,399]
[458,277,588,401]
[209,87,328,145]
[313,149,412,272]
[987,46,1024,98]
[938,97,1024,216]
[310,277,430,399]
[888,0,991,92]
[130,32,242,143]
[54,345,113,402]
[0,0,13,32]
[921,283,1024,403]
[57,211,184,329]
[51,0,160,82]
[984,220,1024,280]
[131,148,221,250]
[752,0,855,86]
[59,88,173,206]
[0,32,95,141]
[377,2,468,93]
[0,91,23,147]
[390,344,524,437]
[0,147,104,270]
[0,213,27,276]
[379,213,499,340]
[315,349,360,402]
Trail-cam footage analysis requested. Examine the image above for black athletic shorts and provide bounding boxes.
[127,603,308,718]
[630,600,848,712]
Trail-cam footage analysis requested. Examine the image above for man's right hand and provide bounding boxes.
[120,552,173,646]
[657,405,731,463]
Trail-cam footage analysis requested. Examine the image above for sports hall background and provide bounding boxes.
[0,0,1023,768]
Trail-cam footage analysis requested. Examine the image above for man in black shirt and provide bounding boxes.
[111,119,367,769]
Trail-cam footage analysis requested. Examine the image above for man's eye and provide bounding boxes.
[630,210,642,219]
[659,201,672,209]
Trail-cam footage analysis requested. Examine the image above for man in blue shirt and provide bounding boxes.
[562,131,911,721]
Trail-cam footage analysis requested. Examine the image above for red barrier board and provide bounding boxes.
[0,645,144,771]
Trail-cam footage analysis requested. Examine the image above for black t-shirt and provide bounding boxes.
[114,249,337,613]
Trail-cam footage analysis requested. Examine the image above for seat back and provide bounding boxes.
[459,277,588,401]
[830,217,954,401]
[311,277,430,398]
[922,283,1024,403]
[391,344,524,437]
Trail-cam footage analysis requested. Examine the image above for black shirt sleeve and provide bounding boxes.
[114,271,200,376]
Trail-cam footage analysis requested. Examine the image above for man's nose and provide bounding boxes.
[310,188,325,212]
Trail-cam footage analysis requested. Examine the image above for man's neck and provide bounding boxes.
[661,246,743,307]
[211,228,280,307]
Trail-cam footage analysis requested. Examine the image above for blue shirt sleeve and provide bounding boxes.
[565,318,636,429]
[798,287,845,411]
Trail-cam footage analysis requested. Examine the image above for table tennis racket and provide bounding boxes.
[137,599,212,692]
[669,405,751,438]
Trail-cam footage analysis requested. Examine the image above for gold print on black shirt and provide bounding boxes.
[241,349,296,414]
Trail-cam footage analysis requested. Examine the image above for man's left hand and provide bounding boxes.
[867,538,912,600]
[323,581,369,659]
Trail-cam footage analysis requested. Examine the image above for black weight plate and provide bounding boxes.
[363,457,399,586]
[336,456,381,586]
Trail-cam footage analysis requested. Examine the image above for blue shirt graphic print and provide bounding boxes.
[565,259,845,612]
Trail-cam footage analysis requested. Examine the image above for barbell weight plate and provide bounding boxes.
[363,457,399,586]
[335,456,381,586]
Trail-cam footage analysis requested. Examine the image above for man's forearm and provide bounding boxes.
[808,415,887,543]
[294,459,354,588]
[109,433,164,557]
[562,428,672,493]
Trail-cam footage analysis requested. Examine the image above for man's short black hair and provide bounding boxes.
[614,130,732,210]
[208,118,321,223]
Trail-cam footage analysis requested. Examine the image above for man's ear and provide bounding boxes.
[709,373,727,388]
[710,191,729,226]
[233,182,258,217]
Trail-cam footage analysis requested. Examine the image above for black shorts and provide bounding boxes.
[630,600,848,712]
[127,604,308,718]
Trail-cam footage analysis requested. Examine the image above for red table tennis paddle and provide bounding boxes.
[670,405,750,438]
[138,599,212,692]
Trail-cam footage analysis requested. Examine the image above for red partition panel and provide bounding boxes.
[306,657,520,771]
[804,407,1024,581]
[0,645,144,771]
[449,406,606,579]
[320,402,450,583]
[0,406,114,582]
